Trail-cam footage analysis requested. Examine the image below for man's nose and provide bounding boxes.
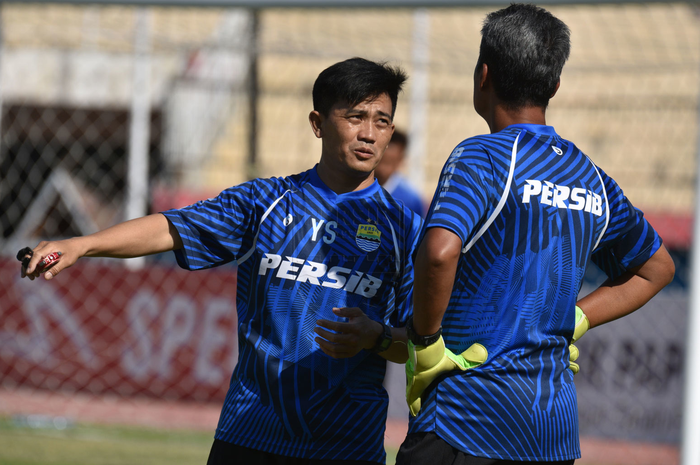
[357,120,376,143]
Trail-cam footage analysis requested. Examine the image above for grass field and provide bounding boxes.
[0,416,213,465]
[0,413,684,465]
[0,416,399,465]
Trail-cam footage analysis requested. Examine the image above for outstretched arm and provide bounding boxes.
[577,244,675,328]
[21,213,183,281]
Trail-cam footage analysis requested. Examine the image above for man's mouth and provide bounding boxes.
[354,147,375,158]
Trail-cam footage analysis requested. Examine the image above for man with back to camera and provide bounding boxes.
[374,129,427,218]
[398,4,675,464]
[20,57,457,464]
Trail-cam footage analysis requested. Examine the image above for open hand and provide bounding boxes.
[314,307,383,359]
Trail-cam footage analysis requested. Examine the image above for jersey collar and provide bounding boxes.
[504,124,558,136]
[310,165,381,200]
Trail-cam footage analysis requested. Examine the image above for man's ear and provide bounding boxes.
[309,110,324,138]
[478,62,489,91]
[550,80,561,98]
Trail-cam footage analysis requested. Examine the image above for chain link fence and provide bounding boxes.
[0,2,698,461]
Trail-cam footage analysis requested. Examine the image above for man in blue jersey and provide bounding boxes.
[20,57,425,464]
[397,4,675,465]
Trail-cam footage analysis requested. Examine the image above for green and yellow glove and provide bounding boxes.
[569,305,590,375]
[406,336,487,416]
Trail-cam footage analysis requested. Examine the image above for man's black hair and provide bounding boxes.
[478,3,570,109]
[312,57,407,118]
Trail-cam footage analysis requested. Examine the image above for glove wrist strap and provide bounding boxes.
[406,317,442,346]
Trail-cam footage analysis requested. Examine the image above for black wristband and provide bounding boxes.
[406,317,442,346]
[370,322,393,353]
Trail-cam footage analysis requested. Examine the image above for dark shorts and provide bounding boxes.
[396,432,576,465]
[206,439,380,465]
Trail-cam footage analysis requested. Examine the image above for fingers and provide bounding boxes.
[569,344,579,362]
[25,250,45,280]
[315,307,377,358]
[331,307,364,318]
[314,326,359,346]
[570,361,580,375]
[408,397,421,417]
[569,343,580,375]
[33,252,62,280]
[20,242,65,280]
[461,343,488,364]
[316,309,366,334]
[315,318,347,333]
[315,336,358,359]
[43,261,62,280]
[24,241,48,276]
[314,319,363,359]
[38,252,62,271]
[315,331,364,358]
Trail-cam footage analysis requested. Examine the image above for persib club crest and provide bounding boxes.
[356,224,381,252]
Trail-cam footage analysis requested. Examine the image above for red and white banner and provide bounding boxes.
[0,258,238,402]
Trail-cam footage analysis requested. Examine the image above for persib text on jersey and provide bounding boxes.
[258,253,383,298]
[522,179,603,217]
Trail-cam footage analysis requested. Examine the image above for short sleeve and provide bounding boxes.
[162,181,259,271]
[425,142,494,246]
[591,167,662,280]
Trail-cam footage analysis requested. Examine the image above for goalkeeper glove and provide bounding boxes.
[569,305,590,375]
[406,335,487,417]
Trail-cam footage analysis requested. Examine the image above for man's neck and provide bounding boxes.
[486,105,547,134]
[316,161,374,195]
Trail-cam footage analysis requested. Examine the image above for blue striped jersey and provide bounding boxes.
[408,124,662,461]
[163,166,422,463]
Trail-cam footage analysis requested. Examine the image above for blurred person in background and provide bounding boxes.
[374,129,427,218]
[20,57,432,465]
[398,4,675,465]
